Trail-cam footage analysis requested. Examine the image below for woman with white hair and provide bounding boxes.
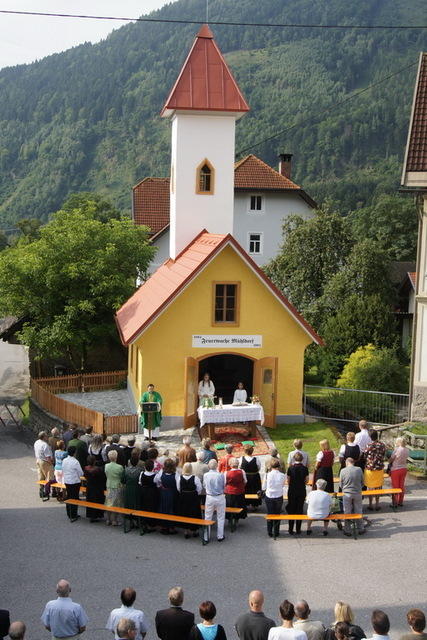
[177,462,203,538]
[389,436,409,507]
[224,457,247,519]
[104,449,124,526]
[306,478,332,536]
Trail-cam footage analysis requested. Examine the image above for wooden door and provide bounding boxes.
[184,356,198,428]
[253,357,277,428]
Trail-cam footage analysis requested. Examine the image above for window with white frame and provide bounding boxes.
[249,194,263,212]
[248,232,263,255]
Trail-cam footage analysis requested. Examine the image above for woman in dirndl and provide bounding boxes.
[224,457,247,519]
[313,439,335,494]
[177,462,202,538]
[84,454,106,522]
[138,459,159,532]
[154,457,179,535]
[240,444,262,508]
[364,429,386,511]
[104,449,124,526]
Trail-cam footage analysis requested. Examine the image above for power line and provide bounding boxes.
[0,9,426,30]
[236,60,419,156]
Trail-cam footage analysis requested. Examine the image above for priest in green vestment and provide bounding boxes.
[139,383,162,440]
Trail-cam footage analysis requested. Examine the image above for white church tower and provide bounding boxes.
[401,52,427,418]
[161,24,250,259]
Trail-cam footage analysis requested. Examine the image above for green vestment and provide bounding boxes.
[139,390,162,429]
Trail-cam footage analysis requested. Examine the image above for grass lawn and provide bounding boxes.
[21,397,30,425]
[270,420,343,473]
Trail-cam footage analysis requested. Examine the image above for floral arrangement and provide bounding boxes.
[250,395,261,404]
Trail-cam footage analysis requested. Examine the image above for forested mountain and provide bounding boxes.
[0,0,426,226]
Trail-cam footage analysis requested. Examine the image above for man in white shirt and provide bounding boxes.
[62,446,83,522]
[306,479,332,536]
[263,459,286,538]
[287,439,309,468]
[106,588,148,640]
[354,420,372,463]
[366,610,391,640]
[203,459,226,542]
[34,431,54,500]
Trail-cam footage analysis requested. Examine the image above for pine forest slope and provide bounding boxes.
[0,0,426,226]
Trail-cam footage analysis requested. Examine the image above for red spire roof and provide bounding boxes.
[161,24,250,117]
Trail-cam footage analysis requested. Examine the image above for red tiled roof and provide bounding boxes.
[115,231,323,347]
[235,154,301,190]
[133,155,316,231]
[408,272,417,288]
[161,25,250,117]
[133,178,170,234]
[402,52,427,180]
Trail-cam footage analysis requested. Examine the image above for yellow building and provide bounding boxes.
[115,26,322,428]
[116,231,322,428]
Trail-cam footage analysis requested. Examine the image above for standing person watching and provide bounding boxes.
[116,618,137,640]
[324,602,366,640]
[286,452,309,536]
[313,440,335,494]
[41,579,88,639]
[354,420,372,468]
[240,444,262,509]
[8,621,26,640]
[400,609,427,640]
[294,601,325,640]
[62,446,83,522]
[155,586,194,640]
[34,431,54,501]
[338,433,360,469]
[190,601,227,640]
[224,458,247,520]
[389,436,409,507]
[364,430,386,511]
[339,458,365,537]
[106,588,149,640]
[203,459,226,542]
[366,611,390,640]
[263,459,286,538]
[67,429,89,470]
[105,450,125,526]
[177,436,197,468]
[268,600,307,640]
[287,440,309,468]
[235,590,275,640]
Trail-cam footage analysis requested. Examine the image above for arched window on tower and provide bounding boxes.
[196,159,215,194]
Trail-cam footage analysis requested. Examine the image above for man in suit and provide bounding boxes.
[155,587,194,640]
[0,609,10,640]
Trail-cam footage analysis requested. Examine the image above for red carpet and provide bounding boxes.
[212,425,270,457]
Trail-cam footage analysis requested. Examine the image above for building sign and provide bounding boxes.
[192,334,262,348]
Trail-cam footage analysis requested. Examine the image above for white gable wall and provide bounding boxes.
[233,191,314,266]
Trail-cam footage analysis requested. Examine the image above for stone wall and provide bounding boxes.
[29,398,67,436]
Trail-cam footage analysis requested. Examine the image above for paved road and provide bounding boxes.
[1,424,426,640]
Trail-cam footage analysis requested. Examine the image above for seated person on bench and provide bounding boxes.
[306,478,332,537]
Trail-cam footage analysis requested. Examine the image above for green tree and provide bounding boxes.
[61,192,122,223]
[15,218,42,242]
[337,344,408,393]
[0,195,155,371]
[319,238,395,315]
[317,294,398,384]
[349,194,418,260]
[264,204,353,325]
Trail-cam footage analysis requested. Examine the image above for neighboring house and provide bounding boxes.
[132,156,316,269]
[392,266,416,348]
[116,25,323,427]
[401,51,427,419]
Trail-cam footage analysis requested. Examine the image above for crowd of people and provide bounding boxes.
[1,582,426,640]
[33,419,410,539]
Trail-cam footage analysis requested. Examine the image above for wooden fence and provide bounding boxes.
[31,373,138,435]
[31,379,104,432]
[34,370,127,394]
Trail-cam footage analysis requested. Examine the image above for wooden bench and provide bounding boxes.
[66,499,134,532]
[265,513,363,540]
[65,499,215,544]
[200,504,244,532]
